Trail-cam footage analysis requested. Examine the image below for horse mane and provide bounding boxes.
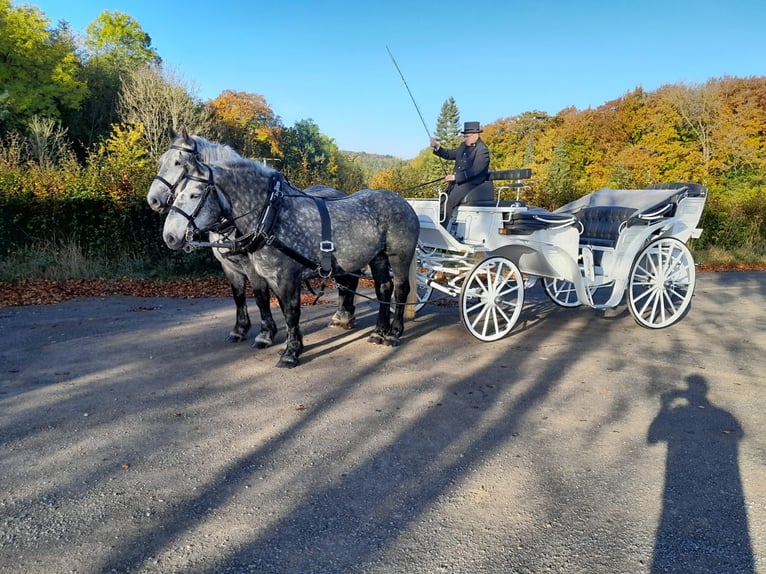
[190,136,281,180]
[211,155,278,181]
[190,134,242,162]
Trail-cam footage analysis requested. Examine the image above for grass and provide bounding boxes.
[1,240,764,283]
[0,240,161,282]
[694,246,766,271]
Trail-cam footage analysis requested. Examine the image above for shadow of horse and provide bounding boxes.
[648,374,754,573]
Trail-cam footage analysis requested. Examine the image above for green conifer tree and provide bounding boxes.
[434,97,461,148]
[426,97,461,186]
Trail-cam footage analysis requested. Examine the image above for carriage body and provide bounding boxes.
[408,177,707,342]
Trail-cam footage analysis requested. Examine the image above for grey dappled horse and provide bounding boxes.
[162,154,420,368]
[147,128,358,349]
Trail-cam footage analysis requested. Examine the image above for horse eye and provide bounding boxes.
[189,192,201,199]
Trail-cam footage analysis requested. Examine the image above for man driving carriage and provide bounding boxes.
[430,121,492,228]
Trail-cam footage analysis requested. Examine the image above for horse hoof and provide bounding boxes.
[251,332,275,349]
[227,333,247,343]
[386,337,401,348]
[329,317,355,330]
[329,311,355,330]
[276,355,299,368]
[367,333,386,345]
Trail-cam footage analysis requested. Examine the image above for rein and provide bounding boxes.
[399,177,443,195]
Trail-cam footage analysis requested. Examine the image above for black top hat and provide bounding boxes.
[461,121,483,134]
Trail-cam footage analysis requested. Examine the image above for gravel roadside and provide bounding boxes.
[1,272,764,573]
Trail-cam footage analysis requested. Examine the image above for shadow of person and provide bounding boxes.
[647,374,754,573]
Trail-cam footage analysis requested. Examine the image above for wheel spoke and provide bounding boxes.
[628,238,695,329]
[460,257,524,341]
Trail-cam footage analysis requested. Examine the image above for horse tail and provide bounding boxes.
[404,253,418,321]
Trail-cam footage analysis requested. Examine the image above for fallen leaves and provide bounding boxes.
[0,277,372,308]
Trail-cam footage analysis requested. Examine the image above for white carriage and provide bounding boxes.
[408,170,708,342]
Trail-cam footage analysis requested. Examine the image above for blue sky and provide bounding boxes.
[25,0,766,159]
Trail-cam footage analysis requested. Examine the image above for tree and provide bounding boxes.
[665,80,723,183]
[483,111,551,170]
[426,97,461,182]
[26,115,71,168]
[67,10,161,153]
[206,90,282,159]
[543,139,579,208]
[84,10,160,71]
[280,119,364,191]
[433,97,461,147]
[280,119,328,186]
[0,0,87,132]
[117,64,210,158]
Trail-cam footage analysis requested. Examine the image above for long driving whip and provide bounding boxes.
[386,46,433,140]
[386,46,448,177]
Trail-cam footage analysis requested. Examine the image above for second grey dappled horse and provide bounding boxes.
[161,154,420,368]
[147,128,358,348]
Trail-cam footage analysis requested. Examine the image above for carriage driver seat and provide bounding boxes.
[439,179,495,233]
[462,180,495,207]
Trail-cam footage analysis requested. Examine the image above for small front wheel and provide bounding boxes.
[414,258,433,312]
[459,256,524,342]
[543,278,581,307]
[627,237,696,329]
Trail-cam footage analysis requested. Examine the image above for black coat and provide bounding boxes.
[433,138,490,186]
[433,139,491,215]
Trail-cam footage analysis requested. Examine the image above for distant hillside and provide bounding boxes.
[342,151,405,183]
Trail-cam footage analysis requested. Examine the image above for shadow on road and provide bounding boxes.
[648,374,754,573]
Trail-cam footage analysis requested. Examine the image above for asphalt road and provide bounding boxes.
[1,272,764,574]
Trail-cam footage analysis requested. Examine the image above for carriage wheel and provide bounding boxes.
[459,256,524,342]
[627,237,696,329]
[542,278,581,307]
[390,256,432,316]
[414,247,433,312]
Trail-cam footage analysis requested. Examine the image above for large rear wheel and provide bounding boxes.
[627,237,695,329]
[459,256,524,342]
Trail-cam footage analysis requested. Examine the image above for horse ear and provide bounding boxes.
[168,123,178,141]
[180,124,190,143]
[187,152,205,174]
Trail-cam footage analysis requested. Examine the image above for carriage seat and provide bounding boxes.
[574,206,638,248]
[500,206,579,235]
[461,180,495,206]
[647,182,707,197]
[465,168,534,207]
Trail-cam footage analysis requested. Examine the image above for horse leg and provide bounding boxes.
[367,256,394,345]
[249,273,278,349]
[328,272,359,330]
[218,257,251,343]
[387,257,414,347]
[274,282,304,368]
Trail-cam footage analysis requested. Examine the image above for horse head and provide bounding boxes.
[148,125,200,214]
[162,155,232,251]
[148,126,242,214]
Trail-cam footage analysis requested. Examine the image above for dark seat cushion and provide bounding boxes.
[502,207,579,235]
[462,180,496,206]
[576,206,638,247]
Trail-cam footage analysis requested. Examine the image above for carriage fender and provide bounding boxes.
[490,243,588,301]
